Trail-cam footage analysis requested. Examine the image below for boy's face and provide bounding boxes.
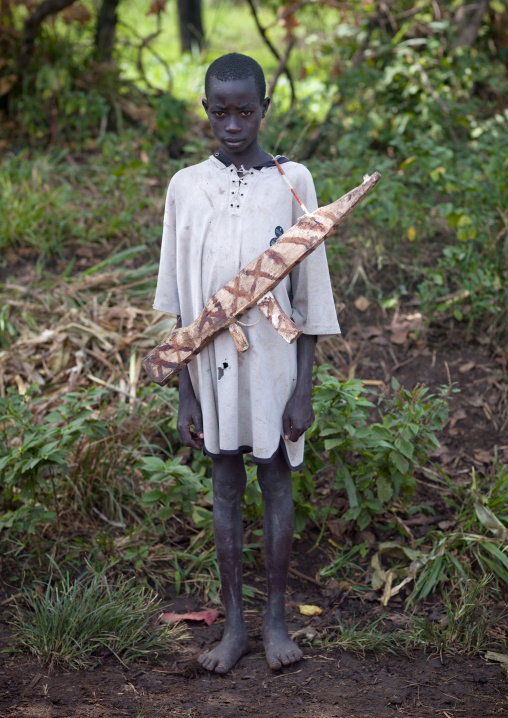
[202,76,270,158]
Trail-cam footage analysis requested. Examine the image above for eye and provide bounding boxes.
[213,111,225,117]
[240,111,253,117]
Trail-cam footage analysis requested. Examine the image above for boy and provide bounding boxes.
[153,53,340,673]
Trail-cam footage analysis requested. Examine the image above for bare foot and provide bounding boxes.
[263,620,303,670]
[198,629,250,674]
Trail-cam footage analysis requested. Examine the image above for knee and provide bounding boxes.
[258,472,291,501]
[214,480,245,505]
[212,460,246,505]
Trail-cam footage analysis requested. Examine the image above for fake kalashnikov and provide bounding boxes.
[142,171,381,386]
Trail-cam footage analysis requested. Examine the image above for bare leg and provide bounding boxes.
[257,448,303,670]
[198,454,250,673]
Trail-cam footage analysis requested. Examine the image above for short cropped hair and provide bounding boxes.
[205,53,266,102]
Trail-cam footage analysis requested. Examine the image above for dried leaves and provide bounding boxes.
[0,269,176,404]
[62,3,92,25]
[147,0,168,17]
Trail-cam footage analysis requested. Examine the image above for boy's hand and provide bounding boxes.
[282,333,316,442]
[177,396,204,450]
[177,366,204,451]
[282,389,315,442]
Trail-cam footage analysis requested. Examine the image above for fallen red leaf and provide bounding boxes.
[159,609,220,626]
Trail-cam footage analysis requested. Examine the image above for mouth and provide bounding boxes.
[223,138,245,147]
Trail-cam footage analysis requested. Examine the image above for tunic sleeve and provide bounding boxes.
[289,166,341,342]
[153,180,180,315]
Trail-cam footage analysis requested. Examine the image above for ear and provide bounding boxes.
[202,98,209,114]
[261,97,270,118]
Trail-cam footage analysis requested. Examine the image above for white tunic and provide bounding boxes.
[153,155,340,469]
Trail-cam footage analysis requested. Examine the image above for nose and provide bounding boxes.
[225,115,241,133]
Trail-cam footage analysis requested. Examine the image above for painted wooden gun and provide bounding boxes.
[142,171,381,386]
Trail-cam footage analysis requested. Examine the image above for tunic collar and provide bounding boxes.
[209,152,290,172]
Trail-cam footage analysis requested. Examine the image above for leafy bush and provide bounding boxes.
[0,387,107,535]
[307,371,451,530]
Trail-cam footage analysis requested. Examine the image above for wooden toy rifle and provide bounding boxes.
[142,171,381,386]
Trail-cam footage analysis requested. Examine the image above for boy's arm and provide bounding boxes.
[282,333,316,442]
[177,365,204,451]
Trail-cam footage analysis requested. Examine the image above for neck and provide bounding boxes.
[219,140,271,170]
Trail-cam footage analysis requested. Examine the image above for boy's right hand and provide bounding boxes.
[177,367,204,450]
[177,394,204,450]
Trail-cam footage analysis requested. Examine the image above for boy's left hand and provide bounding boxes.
[282,389,315,442]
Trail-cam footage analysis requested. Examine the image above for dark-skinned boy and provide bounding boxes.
[153,54,340,674]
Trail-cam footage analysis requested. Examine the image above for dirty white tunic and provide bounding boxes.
[153,155,340,469]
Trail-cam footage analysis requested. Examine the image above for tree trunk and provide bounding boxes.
[95,0,121,62]
[20,0,77,63]
[451,0,490,50]
[177,0,203,53]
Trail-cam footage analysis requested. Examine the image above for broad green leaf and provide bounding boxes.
[140,489,164,505]
[482,542,508,572]
[338,460,358,508]
[376,476,393,503]
[141,456,167,472]
[474,500,508,541]
[157,505,174,521]
[192,506,213,528]
[389,451,409,475]
[394,437,414,460]
[325,437,344,451]
[419,555,443,599]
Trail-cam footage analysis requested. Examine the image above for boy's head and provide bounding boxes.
[202,53,270,160]
[205,53,266,103]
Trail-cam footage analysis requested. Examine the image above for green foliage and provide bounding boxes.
[0,152,76,259]
[325,616,404,655]
[155,95,191,151]
[0,142,176,260]
[409,575,501,655]
[406,465,508,602]
[324,576,503,657]
[12,568,188,669]
[307,370,451,530]
[0,387,107,535]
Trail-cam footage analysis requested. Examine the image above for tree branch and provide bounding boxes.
[20,0,78,63]
[245,0,296,105]
[451,0,490,50]
[301,19,375,160]
[267,37,295,99]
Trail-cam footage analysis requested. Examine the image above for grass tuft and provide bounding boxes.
[325,617,404,656]
[11,569,188,670]
[408,575,504,656]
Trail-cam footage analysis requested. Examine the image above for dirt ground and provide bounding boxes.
[0,598,507,718]
[1,296,507,717]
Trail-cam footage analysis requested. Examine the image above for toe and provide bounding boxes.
[281,652,292,666]
[290,647,303,663]
[268,655,283,670]
[200,653,218,671]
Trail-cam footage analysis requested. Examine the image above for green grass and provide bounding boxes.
[408,575,505,656]
[323,577,506,657]
[324,616,404,655]
[12,569,188,669]
[0,138,179,260]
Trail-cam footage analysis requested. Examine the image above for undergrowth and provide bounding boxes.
[324,576,505,657]
[11,567,188,670]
